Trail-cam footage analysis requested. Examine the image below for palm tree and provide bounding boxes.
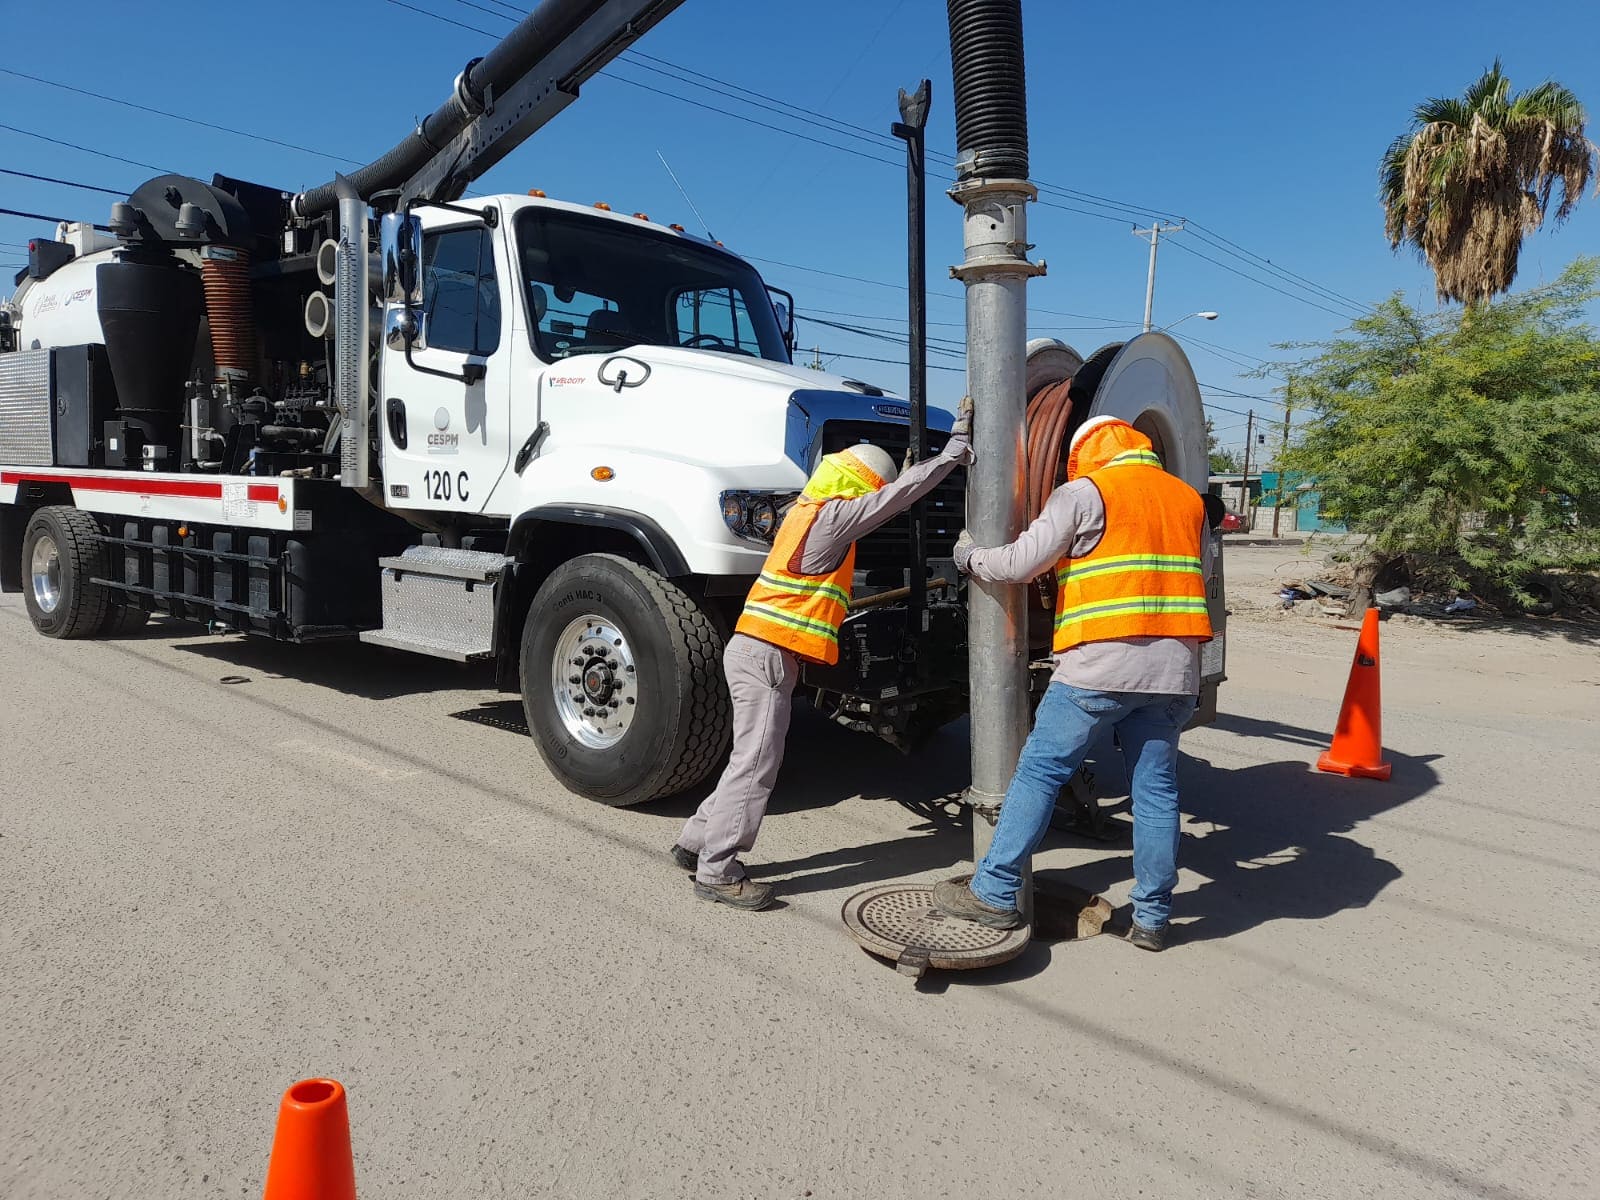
[1380,61,1595,306]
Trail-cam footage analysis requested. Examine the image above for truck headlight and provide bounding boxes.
[720,490,797,543]
[748,497,779,538]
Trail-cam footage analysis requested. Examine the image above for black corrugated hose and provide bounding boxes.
[946,0,1029,180]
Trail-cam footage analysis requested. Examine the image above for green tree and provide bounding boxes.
[1282,259,1600,602]
[1380,61,1595,306]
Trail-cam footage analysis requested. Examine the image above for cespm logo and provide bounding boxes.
[873,403,911,421]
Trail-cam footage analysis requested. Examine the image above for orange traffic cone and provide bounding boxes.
[1317,607,1391,780]
[262,1078,356,1200]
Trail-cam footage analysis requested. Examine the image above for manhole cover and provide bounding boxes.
[842,878,1030,980]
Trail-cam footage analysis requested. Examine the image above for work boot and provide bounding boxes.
[694,877,776,911]
[1126,922,1166,952]
[669,844,698,873]
[932,878,1023,930]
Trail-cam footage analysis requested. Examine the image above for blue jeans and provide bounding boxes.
[971,684,1198,930]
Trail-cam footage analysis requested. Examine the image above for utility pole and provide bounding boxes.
[1239,409,1256,531]
[1271,389,1294,537]
[1133,220,1185,331]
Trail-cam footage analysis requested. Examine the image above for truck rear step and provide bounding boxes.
[359,546,513,662]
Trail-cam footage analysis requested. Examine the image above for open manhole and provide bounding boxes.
[842,878,1031,981]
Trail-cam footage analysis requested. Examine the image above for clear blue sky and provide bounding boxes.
[4,0,1598,460]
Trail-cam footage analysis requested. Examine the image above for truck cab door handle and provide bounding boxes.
[386,397,408,449]
[514,421,550,474]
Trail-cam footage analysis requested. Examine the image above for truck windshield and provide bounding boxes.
[514,208,789,363]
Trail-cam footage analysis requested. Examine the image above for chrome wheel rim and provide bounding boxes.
[551,614,638,749]
[30,535,63,615]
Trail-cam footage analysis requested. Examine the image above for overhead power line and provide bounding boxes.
[0,68,360,166]
[0,122,166,173]
[1165,240,1365,322]
[746,254,1139,327]
[799,313,968,356]
[1186,220,1372,313]
[5,21,1300,376]
[605,74,903,168]
[0,167,126,196]
[817,349,966,374]
[0,205,111,230]
[396,0,1364,321]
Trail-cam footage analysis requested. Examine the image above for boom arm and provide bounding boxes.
[292,0,684,218]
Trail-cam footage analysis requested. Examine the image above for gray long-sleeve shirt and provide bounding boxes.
[790,435,973,574]
[962,476,1212,695]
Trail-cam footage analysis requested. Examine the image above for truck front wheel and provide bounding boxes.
[521,554,731,806]
[21,506,113,639]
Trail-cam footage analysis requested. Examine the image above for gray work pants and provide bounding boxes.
[678,633,799,885]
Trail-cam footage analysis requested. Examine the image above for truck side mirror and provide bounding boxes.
[381,211,423,307]
[767,285,796,354]
[385,307,421,350]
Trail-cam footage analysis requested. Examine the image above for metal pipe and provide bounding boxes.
[334,175,370,489]
[946,0,1042,912]
[893,79,932,635]
[954,188,1039,866]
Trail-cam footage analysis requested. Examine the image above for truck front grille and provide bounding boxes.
[821,420,965,573]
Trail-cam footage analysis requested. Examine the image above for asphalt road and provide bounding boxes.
[3,569,1598,1199]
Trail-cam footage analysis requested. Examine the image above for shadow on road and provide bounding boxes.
[445,697,979,895]
[175,635,494,700]
[1058,712,1441,946]
[664,707,978,894]
[174,623,1441,950]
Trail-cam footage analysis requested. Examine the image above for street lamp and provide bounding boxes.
[1162,310,1220,331]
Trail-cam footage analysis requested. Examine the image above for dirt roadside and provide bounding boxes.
[1219,541,1600,718]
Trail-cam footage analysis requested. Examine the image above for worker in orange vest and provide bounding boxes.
[673,399,974,910]
[935,415,1213,951]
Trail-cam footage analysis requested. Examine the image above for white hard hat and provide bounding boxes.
[1067,414,1127,455]
[845,442,899,487]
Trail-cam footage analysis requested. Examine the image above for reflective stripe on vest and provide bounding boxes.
[1052,462,1212,652]
[735,498,855,665]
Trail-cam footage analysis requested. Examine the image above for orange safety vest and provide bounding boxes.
[1052,447,1212,652]
[735,498,856,665]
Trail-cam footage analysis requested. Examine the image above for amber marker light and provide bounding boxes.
[591,466,615,482]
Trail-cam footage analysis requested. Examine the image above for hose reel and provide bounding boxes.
[1019,333,1210,616]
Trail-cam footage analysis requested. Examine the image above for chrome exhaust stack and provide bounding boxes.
[333,174,369,490]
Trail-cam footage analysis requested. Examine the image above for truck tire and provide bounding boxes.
[521,554,731,806]
[20,506,113,639]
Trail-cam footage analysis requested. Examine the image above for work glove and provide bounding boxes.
[940,395,976,464]
[953,529,976,575]
[950,395,973,439]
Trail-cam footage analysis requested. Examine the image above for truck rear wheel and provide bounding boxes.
[21,506,113,639]
[521,553,731,806]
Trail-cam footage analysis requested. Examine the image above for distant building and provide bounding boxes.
[1207,473,1261,517]
[1258,470,1347,534]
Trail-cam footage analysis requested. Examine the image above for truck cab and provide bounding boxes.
[362,193,960,803]
[384,195,932,581]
